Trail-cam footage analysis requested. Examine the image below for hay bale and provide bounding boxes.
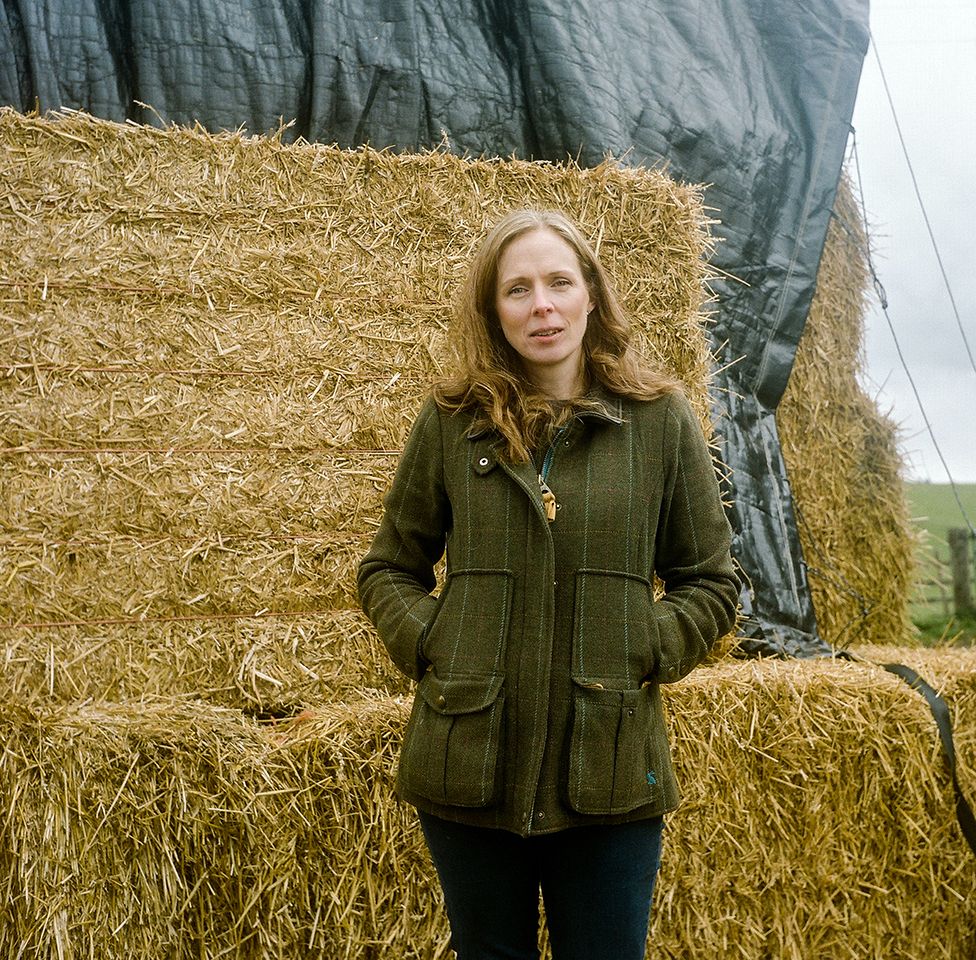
[0,612,409,710]
[777,175,916,648]
[0,694,445,959]
[0,107,718,706]
[281,696,451,959]
[0,698,311,958]
[233,654,976,959]
[857,644,976,790]
[3,657,974,958]
[658,654,976,958]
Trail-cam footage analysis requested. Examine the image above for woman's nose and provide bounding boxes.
[531,286,553,313]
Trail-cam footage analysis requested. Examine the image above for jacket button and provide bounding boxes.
[437,695,446,707]
[536,810,546,820]
[478,457,489,466]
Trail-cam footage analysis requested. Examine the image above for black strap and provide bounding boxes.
[880,661,976,857]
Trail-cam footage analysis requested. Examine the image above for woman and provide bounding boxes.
[358,209,739,960]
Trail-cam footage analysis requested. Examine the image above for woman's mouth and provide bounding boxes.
[531,328,561,338]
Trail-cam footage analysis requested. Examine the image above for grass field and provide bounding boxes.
[905,482,976,645]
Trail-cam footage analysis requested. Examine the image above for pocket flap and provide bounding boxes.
[419,672,504,715]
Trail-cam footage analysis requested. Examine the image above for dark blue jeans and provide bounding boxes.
[418,812,664,960]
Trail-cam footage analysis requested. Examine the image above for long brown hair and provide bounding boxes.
[434,209,679,462]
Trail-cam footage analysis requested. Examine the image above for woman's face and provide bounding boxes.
[494,227,594,398]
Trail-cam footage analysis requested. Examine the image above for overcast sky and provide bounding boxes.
[851,0,976,483]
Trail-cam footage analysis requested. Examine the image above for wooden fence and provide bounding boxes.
[916,528,976,619]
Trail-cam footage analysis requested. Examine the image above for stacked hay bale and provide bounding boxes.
[2,109,974,958]
[778,174,917,649]
[1,107,714,710]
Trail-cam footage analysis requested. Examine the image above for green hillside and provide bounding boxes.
[905,482,976,644]
[905,482,976,545]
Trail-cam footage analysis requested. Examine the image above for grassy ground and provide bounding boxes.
[905,482,976,646]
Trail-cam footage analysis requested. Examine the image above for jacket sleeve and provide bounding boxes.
[358,398,450,681]
[649,392,740,684]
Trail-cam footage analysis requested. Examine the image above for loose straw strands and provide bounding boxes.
[0,612,408,710]
[858,644,976,792]
[0,530,367,623]
[1,367,431,451]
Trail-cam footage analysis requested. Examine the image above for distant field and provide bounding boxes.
[905,483,976,640]
[905,483,976,548]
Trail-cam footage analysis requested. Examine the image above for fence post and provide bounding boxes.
[947,528,975,617]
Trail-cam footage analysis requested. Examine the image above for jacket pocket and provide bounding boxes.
[572,569,654,685]
[421,569,513,675]
[567,679,663,815]
[399,671,506,808]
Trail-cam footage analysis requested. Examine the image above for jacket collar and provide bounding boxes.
[464,385,625,440]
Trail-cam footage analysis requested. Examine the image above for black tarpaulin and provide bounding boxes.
[0,0,871,657]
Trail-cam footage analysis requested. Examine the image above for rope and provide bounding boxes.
[869,32,976,380]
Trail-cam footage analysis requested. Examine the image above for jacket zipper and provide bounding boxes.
[537,425,568,522]
[527,423,571,831]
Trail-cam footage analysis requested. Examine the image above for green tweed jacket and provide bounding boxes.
[358,388,739,836]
